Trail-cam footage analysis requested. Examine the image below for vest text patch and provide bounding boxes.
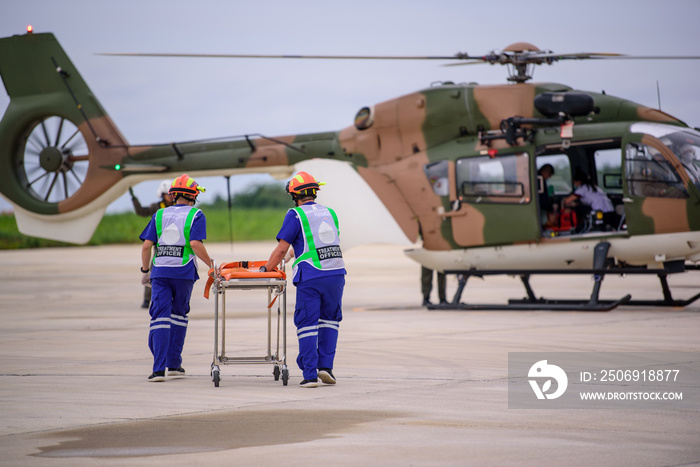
[317,245,343,260]
[157,245,184,258]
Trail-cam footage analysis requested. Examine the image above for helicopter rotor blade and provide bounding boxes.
[97,52,460,60]
[444,51,700,67]
[98,47,700,84]
[585,55,700,60]
[536,52,700,60]
[442,60,488,67]
[98,50,700,63]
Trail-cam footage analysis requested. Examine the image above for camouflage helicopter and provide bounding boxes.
[2,30,700,311]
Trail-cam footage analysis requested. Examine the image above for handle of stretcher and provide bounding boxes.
[203,260,286,299]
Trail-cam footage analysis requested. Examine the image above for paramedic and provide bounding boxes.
[139,174,214,382]
[563,170,618,231]
[261,172,346,388]
[131,181,174,308]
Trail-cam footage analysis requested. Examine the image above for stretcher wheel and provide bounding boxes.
[282,369,289,386]
[273,366,280,381]
[213,369,220,387]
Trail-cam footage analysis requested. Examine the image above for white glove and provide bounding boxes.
[141,271,151,287]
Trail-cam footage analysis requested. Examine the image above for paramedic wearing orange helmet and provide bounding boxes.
[139,174,214,382]
[262,172,346,388]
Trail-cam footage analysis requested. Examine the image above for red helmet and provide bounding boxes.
[286,171,324,199]
[169,174,205,199]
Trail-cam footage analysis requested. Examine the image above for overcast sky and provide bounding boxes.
[1,0,699,213]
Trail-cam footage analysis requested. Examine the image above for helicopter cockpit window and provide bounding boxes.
[456,153,530,204]
[628,123,700,191]
[424,160,449,196]
[625,143,688,198]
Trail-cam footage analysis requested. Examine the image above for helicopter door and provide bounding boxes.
[622,133,691,236]
[450,152,539,247]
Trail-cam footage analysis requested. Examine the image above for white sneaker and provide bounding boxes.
[148,371,165,382]
[300,378,318,388]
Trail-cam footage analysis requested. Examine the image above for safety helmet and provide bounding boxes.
[169,174,205,200]
[286,171,325,200]
[156,180,171,198]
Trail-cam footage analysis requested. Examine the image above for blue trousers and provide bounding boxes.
[294,275,345,381]
[148,278,193,372]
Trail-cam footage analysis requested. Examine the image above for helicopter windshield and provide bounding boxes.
[629,123,700,187]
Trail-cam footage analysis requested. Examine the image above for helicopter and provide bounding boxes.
[1,31,700,311]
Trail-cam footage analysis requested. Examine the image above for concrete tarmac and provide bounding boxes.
[0,241,699,466]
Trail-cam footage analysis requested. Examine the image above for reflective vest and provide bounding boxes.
[153,206,200,268]
[291,204,344,277]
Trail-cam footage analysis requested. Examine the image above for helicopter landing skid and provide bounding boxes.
[432,242,700,312]
[430,296,631,312]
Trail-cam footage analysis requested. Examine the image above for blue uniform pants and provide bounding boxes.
[294,275,345,381]
[148,278,194,372]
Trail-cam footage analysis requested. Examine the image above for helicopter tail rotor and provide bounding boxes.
[0,32,130,243]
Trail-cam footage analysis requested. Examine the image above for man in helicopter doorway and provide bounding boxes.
[139,174,215,382]
[130,180,174,308]
[537,164,557,227]
[261,171,346,388]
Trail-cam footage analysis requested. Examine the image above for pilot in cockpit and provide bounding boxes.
[679,144,700,183]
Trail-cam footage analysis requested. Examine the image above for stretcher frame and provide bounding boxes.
[208,261,288,387]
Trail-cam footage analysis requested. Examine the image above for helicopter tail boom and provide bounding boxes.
[0,32,349,244]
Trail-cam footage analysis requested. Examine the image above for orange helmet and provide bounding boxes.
[169,174,205,200]
[286,171,325,199]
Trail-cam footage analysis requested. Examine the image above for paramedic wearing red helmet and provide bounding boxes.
[262,172,346,388]
[139,174,214,382]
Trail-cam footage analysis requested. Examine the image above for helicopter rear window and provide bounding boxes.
[456,153,530,204]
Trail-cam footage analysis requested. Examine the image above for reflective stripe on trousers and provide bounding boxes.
[148,278,193,372]
[293,275,345,381]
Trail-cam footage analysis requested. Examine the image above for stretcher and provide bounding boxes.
[204,260,288,387]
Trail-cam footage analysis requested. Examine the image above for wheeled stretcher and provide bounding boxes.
[204,260,288,387]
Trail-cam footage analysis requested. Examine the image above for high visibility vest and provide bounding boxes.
[291,204,344,277]
[153,206,200,268]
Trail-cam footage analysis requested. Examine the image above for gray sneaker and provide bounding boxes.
[167,367,186,378]
[318,368,336,384]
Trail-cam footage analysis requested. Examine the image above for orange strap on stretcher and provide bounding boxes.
[203,260,286,299]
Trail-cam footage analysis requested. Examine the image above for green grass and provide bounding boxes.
[0,206,288,249]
